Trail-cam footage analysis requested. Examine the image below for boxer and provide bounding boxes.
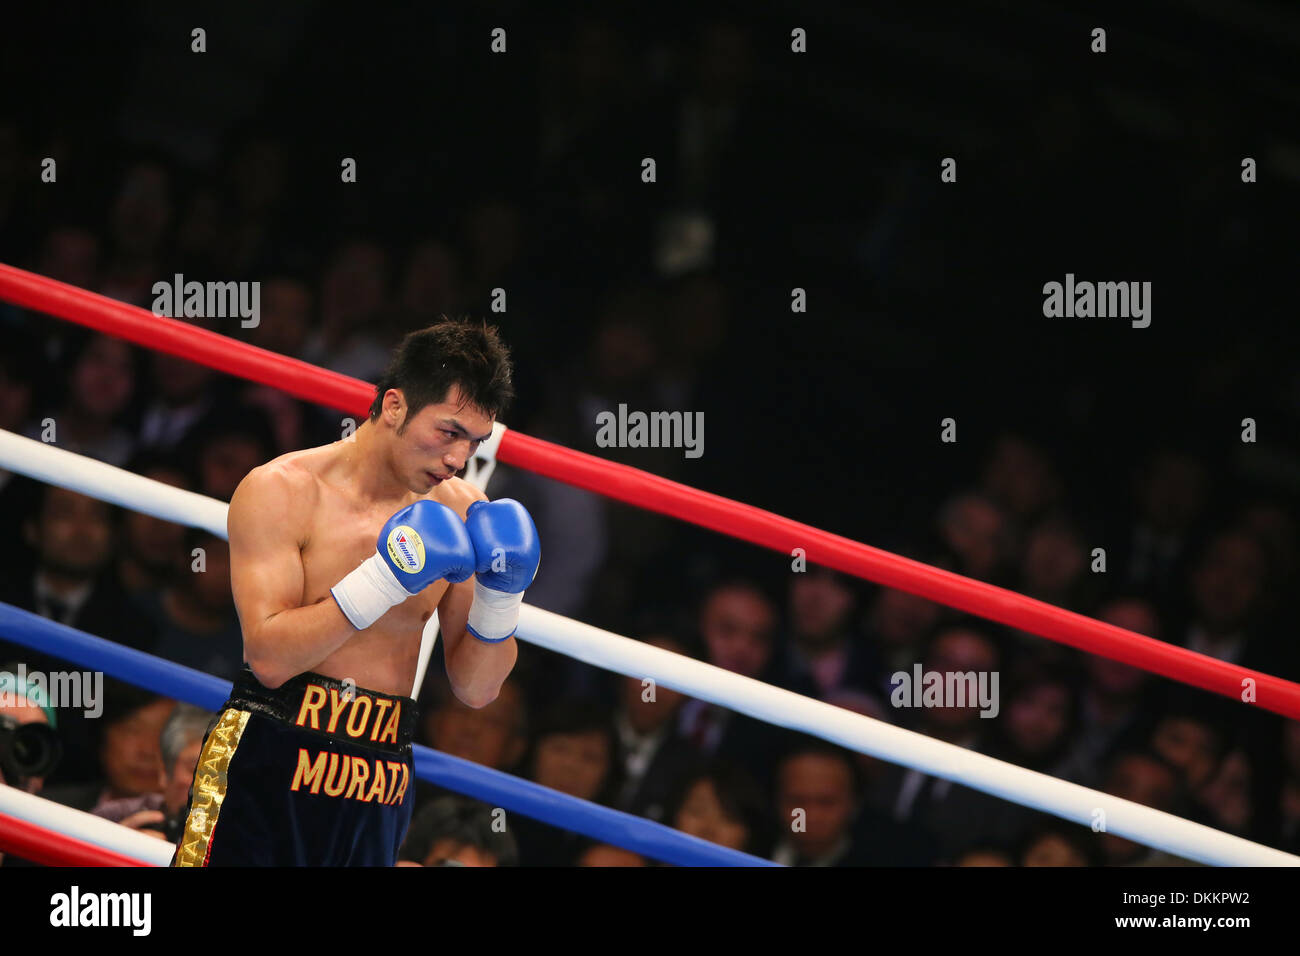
[172,318,538,866]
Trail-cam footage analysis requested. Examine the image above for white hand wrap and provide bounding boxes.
[331,552,411,631]
[466,580,524,643]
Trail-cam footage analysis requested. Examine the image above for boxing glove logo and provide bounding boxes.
[385,526,426,574]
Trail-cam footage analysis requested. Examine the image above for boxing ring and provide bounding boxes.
[0,261,1297,867]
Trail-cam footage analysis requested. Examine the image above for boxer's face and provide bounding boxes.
[387,386,493,494]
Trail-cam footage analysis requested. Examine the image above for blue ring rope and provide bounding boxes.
[0,600,778,867]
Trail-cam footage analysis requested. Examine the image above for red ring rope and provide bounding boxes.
[2,261,1297,720]
[0,810,153,866]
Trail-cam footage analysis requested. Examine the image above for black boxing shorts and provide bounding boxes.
[171,665,416,867]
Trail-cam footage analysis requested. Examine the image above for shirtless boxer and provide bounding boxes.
[171,319,538,866]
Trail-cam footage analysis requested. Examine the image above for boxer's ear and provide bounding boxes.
[383,388,405,429]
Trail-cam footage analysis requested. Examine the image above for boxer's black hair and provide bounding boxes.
[368,317,514,429]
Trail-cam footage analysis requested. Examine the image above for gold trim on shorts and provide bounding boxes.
[171,708,251,867]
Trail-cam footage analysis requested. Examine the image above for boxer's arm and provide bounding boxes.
[230,466,357,689]
[437,575,517,709]
[437,486,516,709]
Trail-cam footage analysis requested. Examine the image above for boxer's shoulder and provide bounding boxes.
[428,475,488,520]
[230,448,323,525]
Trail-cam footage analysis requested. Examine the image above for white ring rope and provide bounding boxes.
[0,430,227,538]
[1,427,1296,867]
[0,783,173,866]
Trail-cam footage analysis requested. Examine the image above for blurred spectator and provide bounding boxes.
[421,676,527,770]
[101,157,175,304]
[935,492,1011,583]
[1148,700,1230,793]
[412,676,526,810]
[1058,596,1160,786]
[43,682,174,815]
[398,796,519,867]
[156,703,211,841]
[220,131,292,274]
[179,404,277,501]
[116,451,193,599]
[303,238,393,380]
[36,225,101,293]
[95,702,212,842]
[239,276,318,453]
[668,761,769,856]
[457,198,525,309]
[0,333,44,579]
[1281,721,1300,853]
[138,334,217,450]
[862,583,944,698]
[656,273,729,405]
[1097,750,1193,866]
[1018,823,1101,867]
[575,842,647,866]
[1195,747,1256,839]
[399,240,461,317]
[979,433,1064,533]
[1112,448,1210,603]
[512,699,618,865]
[612,634,696,821]
[676,579,800,793]
[136,529,242,680]
[776,566,880,703]
[1017,516,1093,611]
[0,483,159,679]
[1178,528,1288,675]
[951,846,1014,866]
[32,331,139,466]
[245,274,313,360]
[773,744,933,866]
[1235,500,1298,610]
[985,664,1079,775]
[0,480,164,751]
[0,328,40,441]
[526,699,617,803]
[870,625,1031,857]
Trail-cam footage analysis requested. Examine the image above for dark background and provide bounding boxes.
[1,1,1298,867]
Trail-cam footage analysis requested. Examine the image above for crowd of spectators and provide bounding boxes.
[1,8,1299,866]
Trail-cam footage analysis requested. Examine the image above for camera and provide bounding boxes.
[0,715,62,783]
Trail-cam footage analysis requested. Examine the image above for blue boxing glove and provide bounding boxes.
[464,499,540,643]
[331,500,476,631]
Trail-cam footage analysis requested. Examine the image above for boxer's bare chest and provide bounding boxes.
[298,474,450,696]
